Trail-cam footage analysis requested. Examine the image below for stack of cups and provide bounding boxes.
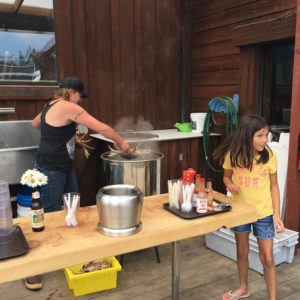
[0,180,13,236]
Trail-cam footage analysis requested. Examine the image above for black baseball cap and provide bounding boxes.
[59,76,89,98]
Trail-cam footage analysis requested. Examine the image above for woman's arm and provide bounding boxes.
[270,172,285,232]
[32,112,41,129]
[66,103,130,152]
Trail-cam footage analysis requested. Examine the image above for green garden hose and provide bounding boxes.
[202,96,238,178]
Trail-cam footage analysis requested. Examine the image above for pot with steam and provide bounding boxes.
[101,150,164,196]
[96,184,143,237]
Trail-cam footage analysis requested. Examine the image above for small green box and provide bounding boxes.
[64,256,122,297]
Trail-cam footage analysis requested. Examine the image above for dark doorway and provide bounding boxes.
[259,40,294,140]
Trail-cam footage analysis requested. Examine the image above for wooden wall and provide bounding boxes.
[54,0,182,129]
[0,0,184,206]
[188,0,300,234]
[285,0,300,235]
[188,0,297,115]
[0,0,182,128]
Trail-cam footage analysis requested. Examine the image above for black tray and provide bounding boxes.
[163,200,231,219]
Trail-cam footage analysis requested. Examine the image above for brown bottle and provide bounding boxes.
[206,179,214,207]
[197,178,208,213]
[31,189,45,232]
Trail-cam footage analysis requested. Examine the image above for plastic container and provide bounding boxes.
[0,181,13,235]
[62,192,80,227]
[0,206,13,235]
[0,181,10,204]
[0,180,9,193]
[64,256,122,297]
[190,113,207,133]
[17,193,32,207]
[17,204,32,217]
[205,228,299,274]
[174,122,192,132]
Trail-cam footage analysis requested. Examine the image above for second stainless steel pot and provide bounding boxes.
[96,184,143,237]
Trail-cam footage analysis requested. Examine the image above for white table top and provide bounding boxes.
[91,129,219,143]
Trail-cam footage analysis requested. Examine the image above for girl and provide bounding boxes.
[213,114,284,300]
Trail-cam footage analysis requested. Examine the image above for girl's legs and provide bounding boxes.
[234,232,250,294]
[257,238,276,300]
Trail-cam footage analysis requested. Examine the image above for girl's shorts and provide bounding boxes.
[232,215,275,240]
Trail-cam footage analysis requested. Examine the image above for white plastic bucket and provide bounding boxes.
[190,113,207,133]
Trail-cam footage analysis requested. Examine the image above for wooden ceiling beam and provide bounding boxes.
[0,2,52,16]
[13,0,23,13]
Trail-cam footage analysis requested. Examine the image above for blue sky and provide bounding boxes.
[0,31,54,58]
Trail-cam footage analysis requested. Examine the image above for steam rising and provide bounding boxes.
[114,116,154,132]
[114,116,159,152]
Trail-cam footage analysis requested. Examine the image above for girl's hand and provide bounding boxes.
[273,215,285,233]
[226,183,239,194]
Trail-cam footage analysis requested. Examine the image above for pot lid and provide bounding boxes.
[118,131,159,141]
[101,150,164,162]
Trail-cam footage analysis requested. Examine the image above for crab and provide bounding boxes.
[75,127,94,158]
[108,143,152,159]
[73,260,112,274]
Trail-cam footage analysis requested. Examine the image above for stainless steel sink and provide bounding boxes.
[0,121,40,184]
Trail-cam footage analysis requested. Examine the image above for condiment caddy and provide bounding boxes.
[165,168,232,219]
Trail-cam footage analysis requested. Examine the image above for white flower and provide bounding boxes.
[20,169,48,188]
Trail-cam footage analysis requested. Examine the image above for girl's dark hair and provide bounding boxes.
[213,114,271,170]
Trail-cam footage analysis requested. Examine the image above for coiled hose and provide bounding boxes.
[202,96,238,177]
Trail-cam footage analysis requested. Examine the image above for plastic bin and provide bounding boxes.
[205,228,299,274]
[64,256,122,297]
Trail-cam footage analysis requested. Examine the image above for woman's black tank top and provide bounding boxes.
[36,101,76,171]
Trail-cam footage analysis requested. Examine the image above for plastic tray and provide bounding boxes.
[64,256,122,297]
[163,200,231,219]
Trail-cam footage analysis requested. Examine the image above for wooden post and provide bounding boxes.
[285,0,300,236]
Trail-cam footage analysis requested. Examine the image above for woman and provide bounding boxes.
[25,76,130,290]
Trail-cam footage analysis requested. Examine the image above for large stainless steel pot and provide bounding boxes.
[101,151,164,196]
[96,184,143,237]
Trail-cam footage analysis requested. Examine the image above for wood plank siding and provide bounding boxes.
[285,0,300,234]
[0,0,182,128]
[0,0,183,206]
[188,0,297,114]
[188,0,300,234]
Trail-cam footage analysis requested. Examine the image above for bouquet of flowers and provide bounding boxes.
[20,169,48,188]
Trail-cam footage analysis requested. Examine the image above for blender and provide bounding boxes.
[0,180,29,260]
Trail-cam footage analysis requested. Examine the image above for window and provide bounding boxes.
[0,0,56,83]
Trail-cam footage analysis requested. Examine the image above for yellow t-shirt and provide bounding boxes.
[223,151,277,219]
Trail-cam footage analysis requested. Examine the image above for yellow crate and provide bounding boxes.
[64,256,122,297]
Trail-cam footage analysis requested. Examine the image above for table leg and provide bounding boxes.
[172,241,180,300]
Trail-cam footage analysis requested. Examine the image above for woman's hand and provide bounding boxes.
[273,214,285,233]
[119,141,131,153]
